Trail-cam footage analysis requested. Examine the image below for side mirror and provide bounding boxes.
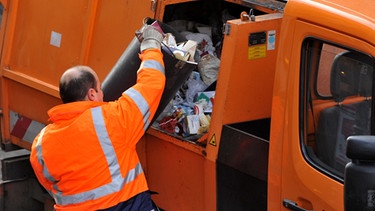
[344,135,375,210]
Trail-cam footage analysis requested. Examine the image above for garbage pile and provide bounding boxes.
[152,20,221,142]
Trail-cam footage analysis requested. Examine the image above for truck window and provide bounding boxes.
[0,3,3,29]
[302,38,374,180]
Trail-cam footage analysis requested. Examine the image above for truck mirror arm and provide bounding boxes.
[345,135,375,210]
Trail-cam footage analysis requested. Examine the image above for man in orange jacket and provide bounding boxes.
[30,25,165,210]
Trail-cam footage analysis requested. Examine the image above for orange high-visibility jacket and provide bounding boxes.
[30,49,165,210]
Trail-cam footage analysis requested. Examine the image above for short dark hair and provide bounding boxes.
[59,67,97,103]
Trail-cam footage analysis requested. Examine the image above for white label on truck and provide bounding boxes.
[50,31,62,47]
[267,30,276,50]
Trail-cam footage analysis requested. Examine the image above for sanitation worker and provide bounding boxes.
[29,25,165,211]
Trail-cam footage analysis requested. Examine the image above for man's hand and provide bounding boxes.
[137,25,164,52]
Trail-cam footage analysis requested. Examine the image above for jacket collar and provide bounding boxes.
[48,101,106,123]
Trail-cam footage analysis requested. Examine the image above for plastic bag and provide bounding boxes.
[198,54,220,86]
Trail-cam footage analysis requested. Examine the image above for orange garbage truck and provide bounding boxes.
[0,0,375,210]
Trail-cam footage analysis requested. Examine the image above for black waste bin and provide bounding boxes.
[102,18,197,124]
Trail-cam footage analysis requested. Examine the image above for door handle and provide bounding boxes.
[283,199,313,211]
[150,0,157,12]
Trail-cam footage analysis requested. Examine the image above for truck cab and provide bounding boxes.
[269,1,375,210]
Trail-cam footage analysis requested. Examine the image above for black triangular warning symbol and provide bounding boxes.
[209,134,217,146]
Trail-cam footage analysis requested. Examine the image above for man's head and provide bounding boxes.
[59,65,103,103]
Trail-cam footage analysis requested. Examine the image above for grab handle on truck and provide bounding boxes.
[283,199,313,211]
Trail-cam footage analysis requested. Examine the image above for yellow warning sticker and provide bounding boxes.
[209,134,217,146]
[248,45,266,60]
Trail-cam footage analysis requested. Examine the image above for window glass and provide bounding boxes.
[302,38,373,180]
[0,3,3,29]
[316,45,346,97]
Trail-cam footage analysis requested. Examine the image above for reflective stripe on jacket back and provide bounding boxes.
[35,107,144,205]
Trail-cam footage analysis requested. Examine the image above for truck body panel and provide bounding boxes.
[0,0,374,210]
[0,0,154,150]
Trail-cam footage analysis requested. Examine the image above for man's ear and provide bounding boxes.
[87,88,96,101]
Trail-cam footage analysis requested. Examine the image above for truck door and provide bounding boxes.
[269,17,375,211]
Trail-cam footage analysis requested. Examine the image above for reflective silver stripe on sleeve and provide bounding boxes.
[140,59,165,75]
[124,88,151,131]
[51,107,143,205]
